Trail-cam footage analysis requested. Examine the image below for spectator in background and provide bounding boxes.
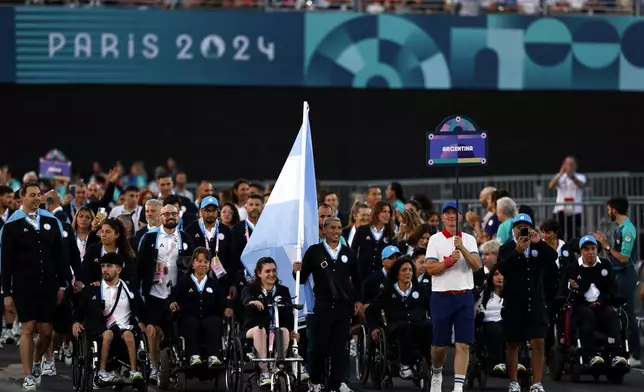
[88,162,106,184]
[410,194,433,220]
[467,187,500,245]
[195,181,215,209]
[109,185,142,231]
[0,185,15,228]
[495,197,517,245]
[0,166,21,191]
[386,182,406,213]
[394,209,425,255]
[220,202,241,228]
[219,189,233,205]
[22,171,38,184]
[405,200,423,217]
[248,182,265,197]
[122,161,147,189]
[364,186,382,208]
[63,168,120,216]
[232,179,250,221]
[427,211,440,231]
[147,166,167,195]
[548,156,586,241]
[12,190,22,210]
[166,157,178,177]
[342,202,371,247]
[138,189,154,208]
[540,219,565,261]
[323,191,346,226]
[174,171,194,202]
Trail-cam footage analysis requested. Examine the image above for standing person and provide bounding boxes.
[425,201,481,392]
[232,179,250,221]
[0,182,70,391]
[498,213,557,392]
[341,202,370,247]
[293,217,363,392]
[0,184,16,229]
[591,196,640,367]
[548,156,586,240]
[351,201,395,279]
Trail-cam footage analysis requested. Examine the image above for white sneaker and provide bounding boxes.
[339,382,353,392]
[610,356,626,367]
[62,344,73,366]
[98,370,115,383]
[300,365,310,381]
[259,371,271,386]
[589,356,605,367]
[207,356,222,367]
[22,376,36,391]
[149,367,158,382]
[130,371,143,382]
[308,381,322,392]
[31,363,42,386]
[509,381,521,392]
[430,372,442,392]
[529,382,545,392]
[41,360,56,376]
[399,365,413,379]
[1,328,14,344]
[189,355,201,367]
[628,357,641,368]
[349,339,357,357]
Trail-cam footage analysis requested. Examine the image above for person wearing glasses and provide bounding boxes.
[136,204,195,383]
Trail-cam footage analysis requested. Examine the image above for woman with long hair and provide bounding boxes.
[476,265,507,374]
[394,210,426,254]
[342,202,371,247]
[240,257,297,386]
[350,200,396,278]
[168,247,232,368]
[81,218,136,288]
[72,206,96,260]
[366,257,431,379]
[116,213,138,252]
[220,202,241,228]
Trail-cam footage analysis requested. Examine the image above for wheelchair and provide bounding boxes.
[353,323,370,385]
[243,296,305,392]
[467,312,533,391]
[156,311,244,392]
[71,325,151,392]
[368,313,432,391]
[548,289,631,383]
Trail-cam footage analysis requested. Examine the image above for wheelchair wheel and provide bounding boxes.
[419,357,430,392]
[370,328,387,389]
[158,349,172,390]
[274,373,289,392]
[176,373,187,392]
[83,334,95,392]
[225,337,245,392]
[355,325,370,384]
[72,335,85,391]
[570,361,582,383]
[547,345,565,381]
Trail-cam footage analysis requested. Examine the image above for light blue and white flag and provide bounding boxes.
[241,102,318,322]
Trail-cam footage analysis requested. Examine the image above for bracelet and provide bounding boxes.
[444,257,455,269]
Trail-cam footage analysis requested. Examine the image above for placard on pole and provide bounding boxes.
[426,116,488,232]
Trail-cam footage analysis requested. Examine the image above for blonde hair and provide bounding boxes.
[395,209,425,241]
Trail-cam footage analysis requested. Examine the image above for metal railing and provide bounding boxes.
[6,0,641,15]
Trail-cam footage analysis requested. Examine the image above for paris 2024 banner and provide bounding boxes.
[0,7,643,91]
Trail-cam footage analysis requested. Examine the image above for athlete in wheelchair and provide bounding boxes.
[71,253,150,392]
[242,256,303,390]
[157,247,240,391]
[468,265,532,390]
[549,235,630,383]
[366,256,432,389]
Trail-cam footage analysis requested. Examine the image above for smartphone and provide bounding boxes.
[98,207,106,215]
[70,185,76,197]
[520,227,529,237]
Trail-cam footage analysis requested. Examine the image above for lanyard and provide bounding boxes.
[199,219,220,255]
[190,274,208,293]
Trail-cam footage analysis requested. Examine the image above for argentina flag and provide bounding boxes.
[241,102,318,321]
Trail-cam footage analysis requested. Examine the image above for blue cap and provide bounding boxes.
[512,213,533,227]
[441,201,461,213]
[200,196,219,209]
[381,245,402,260]
[579,235,598,249]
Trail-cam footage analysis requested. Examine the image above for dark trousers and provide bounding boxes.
[614,266,640,359]
[574,304,623,356]
[388,320,432,366]
[555,212,581,242]
[311,301,351,389]
[483,321,506,365]
[180,315,222,358]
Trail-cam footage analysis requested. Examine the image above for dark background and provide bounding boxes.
[1,84,642,181]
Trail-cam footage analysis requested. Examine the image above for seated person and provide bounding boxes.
[168,247,233,368]
[72,253,145,384]
[563,235,627,368]
[475,265,507,374]
[366,257,431,380]
[362,246,401,306]
[240,257,298,387]
[413,248,431,291]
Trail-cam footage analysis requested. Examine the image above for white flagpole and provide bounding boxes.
[292,101,309,352]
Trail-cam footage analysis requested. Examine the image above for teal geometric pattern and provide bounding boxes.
[6,7,644,91]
